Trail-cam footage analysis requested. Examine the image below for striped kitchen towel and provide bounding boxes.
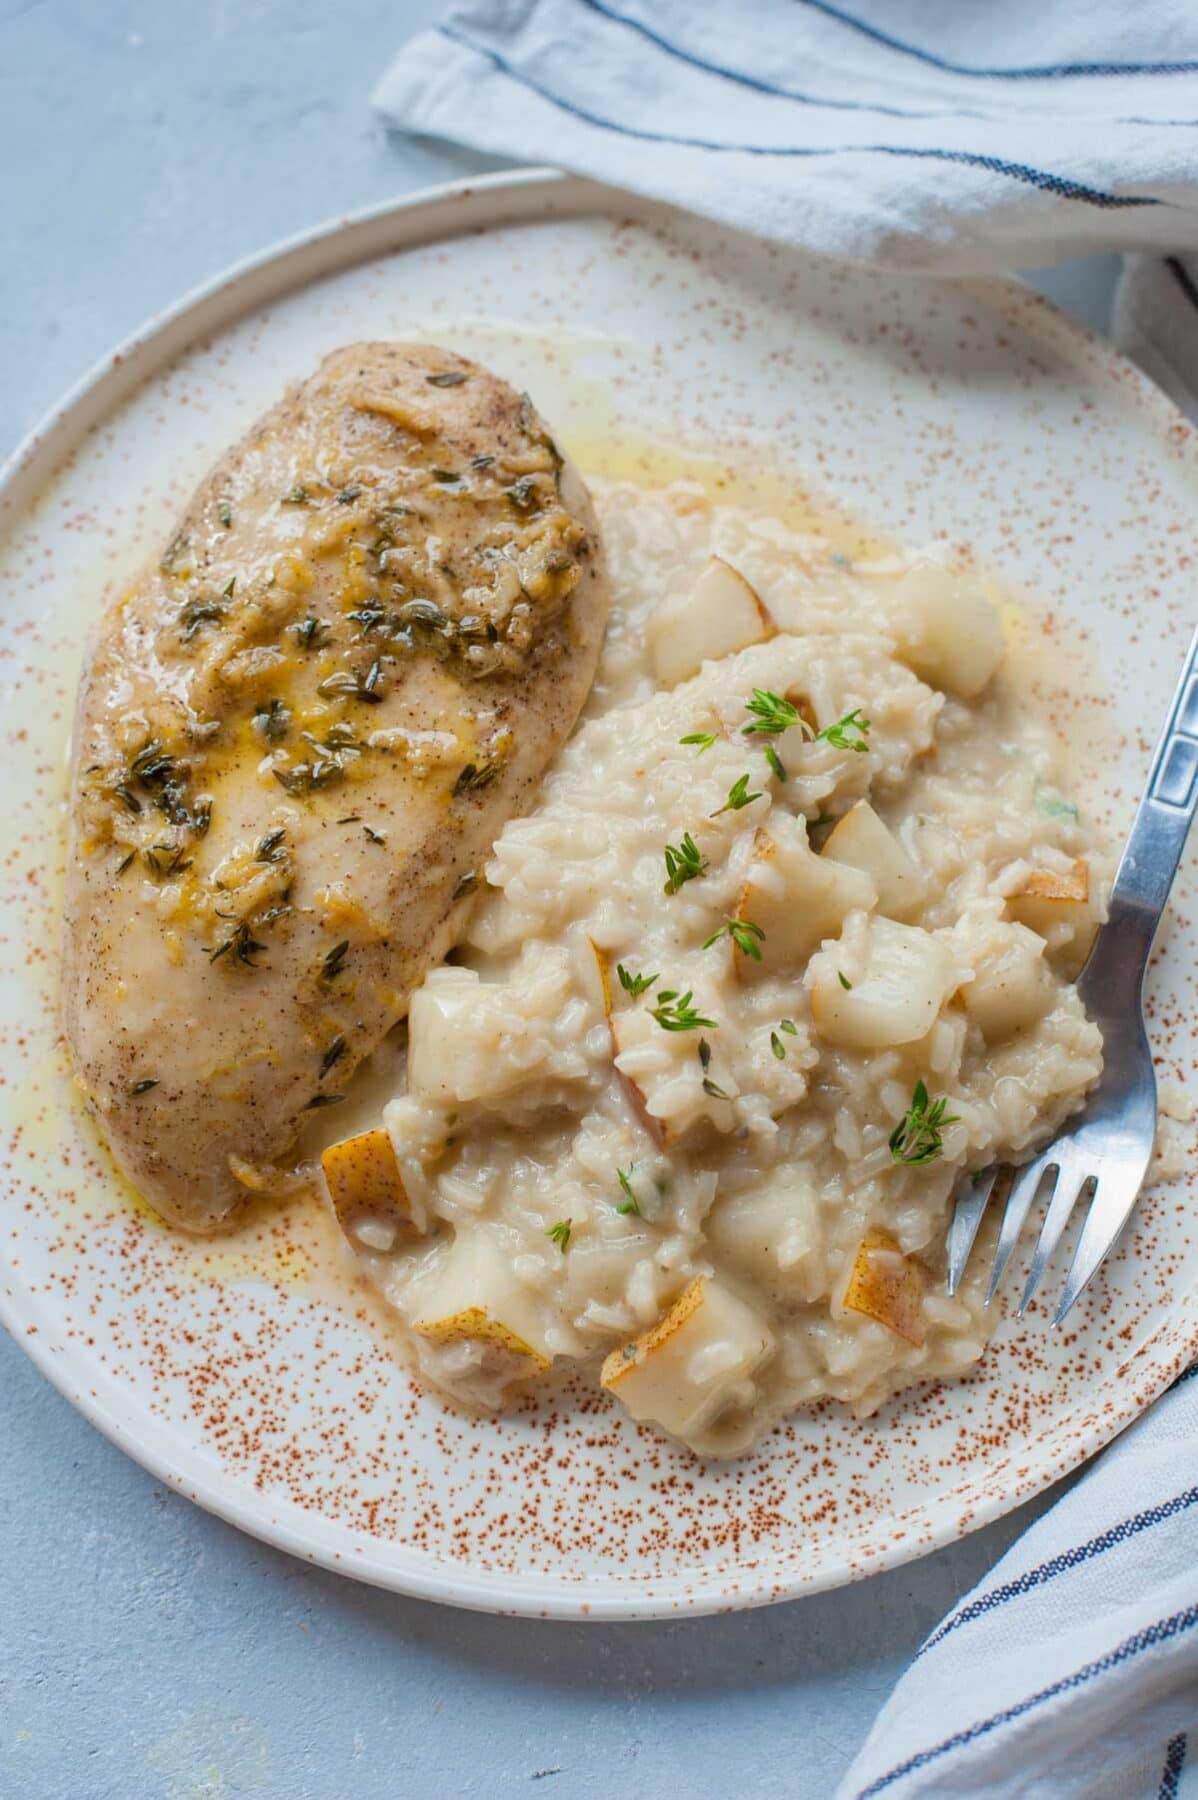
[372,0,1198,272]
[839,1369,1198,1799]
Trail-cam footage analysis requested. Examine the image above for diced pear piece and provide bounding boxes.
[809,916,959,1047]
[706,1172,823,1302]
[601,1276,774,1440]
[591,940,667,1147]
[1005,861,1091,943]
[961,922,1055,1040]
[888,565,1004,697]
[735,829,876,977]
[407,966,494,1104]
[321,1127,416,1250]
[409,1227,552,1372]
[843,1227,928,1348]
[822,801,927,921]
[648,555,774,686]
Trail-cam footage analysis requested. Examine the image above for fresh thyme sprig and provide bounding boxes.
[616,1169,640,1216]
[741,688,806,737]
[617,963,657,998]
[889,1080,960,1167]
[207,919,268,969]
[650,989,718,1032]
[702,918,765,960]
[712,773,763,816]
[817,708,870,753]
[680,731,717,753]
[663,832,706,895]
[546,1219,572,1252]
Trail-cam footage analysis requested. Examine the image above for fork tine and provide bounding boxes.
[1017,1165,1090,1316]
[946,1165,998,1296]
[1053,1172,1145,1326]
[985,1152,1056,1305]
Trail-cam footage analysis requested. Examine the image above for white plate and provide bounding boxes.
[1,170,1195,1620]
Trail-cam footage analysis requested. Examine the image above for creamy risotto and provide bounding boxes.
[319,480,1106,1457]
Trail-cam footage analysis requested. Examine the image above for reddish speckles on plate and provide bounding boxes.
[0,172,1195,1619]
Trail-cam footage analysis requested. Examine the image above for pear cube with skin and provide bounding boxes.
[1005,860,1093,951]
[821,800,927,921]
[808,916,961,1047]
[887,564,1004,698]
[591,940,668,1147]
[735,825,877,977]
[647,555,774,686]
[408,1226,553,1372]
[321,1128,416,1252]
[843,1227,928,1348]
[601,1276,775,1440]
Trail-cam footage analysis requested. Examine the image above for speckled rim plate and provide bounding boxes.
[2,170,1196,1620]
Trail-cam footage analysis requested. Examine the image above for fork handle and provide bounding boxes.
[1096,624,1198,974]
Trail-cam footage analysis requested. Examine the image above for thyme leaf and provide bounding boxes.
[453,761,500,797]
[255,828,286,863]
[253,698,291,743]
[322,940,350,980]
[616,1169,640,1216]
[292,615,331,651]
[617,963,657,998]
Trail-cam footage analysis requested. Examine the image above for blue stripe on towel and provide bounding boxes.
[1160,1733,1189,1800]
[1166,260,1198,316]
[793,0,1198,79]
[919,1485,1198,1656]
[577,0,990,121]
[580,1,1198,126]
[439,25,1160,208]
[858,1605,1198,1798]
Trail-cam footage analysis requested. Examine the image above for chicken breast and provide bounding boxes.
[62,344,608,1230]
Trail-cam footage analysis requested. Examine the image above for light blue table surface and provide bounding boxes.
[0,7,1124,1796]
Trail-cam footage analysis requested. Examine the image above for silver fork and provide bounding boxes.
[947,624,1198,1326]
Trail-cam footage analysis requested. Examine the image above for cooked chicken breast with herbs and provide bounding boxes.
[62,344,608,1230]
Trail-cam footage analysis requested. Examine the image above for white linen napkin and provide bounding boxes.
[374,8,1198,1791]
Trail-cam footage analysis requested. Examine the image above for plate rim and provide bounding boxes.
[3,166,1196,1621]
